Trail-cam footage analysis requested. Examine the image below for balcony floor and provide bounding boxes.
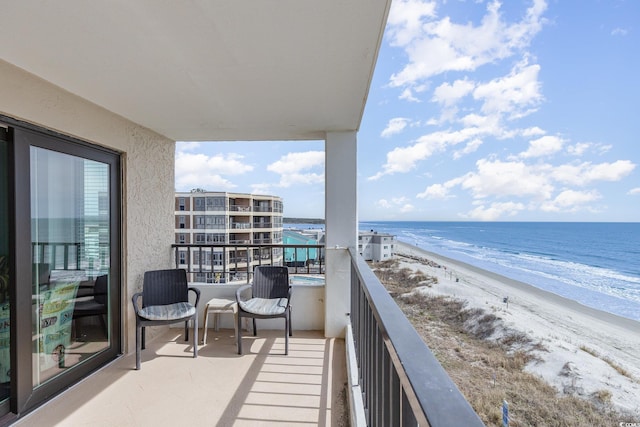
[17,329,347,426]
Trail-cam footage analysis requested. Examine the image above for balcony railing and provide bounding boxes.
[252,222,272,229]
[171,243,325,283]
[348,248,484,426]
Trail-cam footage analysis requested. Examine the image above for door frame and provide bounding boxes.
[2,115,122,416]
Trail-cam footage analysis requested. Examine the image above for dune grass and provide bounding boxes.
[369,260,638,426]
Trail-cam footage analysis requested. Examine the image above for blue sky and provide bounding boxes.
[176,0,640,222]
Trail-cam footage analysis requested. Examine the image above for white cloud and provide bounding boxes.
[388,0,547,87]
[432,79,475,107]
[459,158,554,200]
[611,28,628,36]
[473,59,543,119]
[415,156,636,218]
[370,125,496,179]
[466,201,525,221]
[628,188,640,195]
[376,199,392,208]
[175,151,253,191]
[539,190,601,212]
[400,204,415,213]
[376,196,414,212]
[453,138,483,159]
[399,88,421,102]
[552,160,635,186]
[519,135,565,158]
[267,151,325,188]
[566,142,591,156]
[381,118,410,137]
[521,126,546,137]
[386,0,437,47]
[416,183,452,199]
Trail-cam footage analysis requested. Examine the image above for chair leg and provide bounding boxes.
[136,323,141,370]
[289,306,293,337]
[141,326,146,350]
[284,314,289,356]
[237,314,243,355]
[202,309,210,345]
[193,315,198,358]
[184,320,189,342]
[252,318,257,336]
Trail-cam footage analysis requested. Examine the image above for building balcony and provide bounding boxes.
[15,245,483,426]
[16,329,346,426]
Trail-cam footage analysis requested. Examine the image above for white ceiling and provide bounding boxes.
[0,0,390,142]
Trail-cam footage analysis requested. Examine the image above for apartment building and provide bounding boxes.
[174,191,284,283]
[358,230,396,262]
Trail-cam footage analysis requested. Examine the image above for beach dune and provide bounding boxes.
[394,241,640,417]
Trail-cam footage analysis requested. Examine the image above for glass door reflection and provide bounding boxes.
[30,146,110,386]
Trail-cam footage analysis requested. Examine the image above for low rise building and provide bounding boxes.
[358,230,396,262]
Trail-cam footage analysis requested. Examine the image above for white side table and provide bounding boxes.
[201,298,238,345]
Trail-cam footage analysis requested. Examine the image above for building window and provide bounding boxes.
[206,233,225,243]
[178,233,186,243]
[179,216,186,229]
[205,215,226,229]
[194,197,205,211]
[206,197,226,211]
[178,197,185,211]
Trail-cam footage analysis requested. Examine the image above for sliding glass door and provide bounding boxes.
[1,118,121,416]
[30,146,113,386]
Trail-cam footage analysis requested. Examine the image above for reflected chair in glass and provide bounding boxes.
[131,269,200,370]
[236,265,292,355]
[72,274,108,339]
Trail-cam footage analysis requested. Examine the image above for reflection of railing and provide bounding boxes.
[348,248,483,426]
[172,243,324,283]
[32,242,84,270]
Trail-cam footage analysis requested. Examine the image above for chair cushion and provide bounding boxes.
[139,302,196,321]
[239,298,288,316]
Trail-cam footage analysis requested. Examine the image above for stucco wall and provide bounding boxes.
[0,59,175,354]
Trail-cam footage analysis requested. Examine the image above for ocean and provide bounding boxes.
[359,221,640,322]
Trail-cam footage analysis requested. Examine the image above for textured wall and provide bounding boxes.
[0,59,175,353]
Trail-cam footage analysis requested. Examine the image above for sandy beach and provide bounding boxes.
[394,241,640,417]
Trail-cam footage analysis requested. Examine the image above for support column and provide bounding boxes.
[324,131,357,338]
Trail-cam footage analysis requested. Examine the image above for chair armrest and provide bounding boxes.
[188,286,201,307]
[236,284,252,303]
[131,292,143,316]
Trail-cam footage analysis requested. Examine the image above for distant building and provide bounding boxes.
[283,229,324,266]
[174,191,283,282]
[358,230,396,262]
[284,227,396,263]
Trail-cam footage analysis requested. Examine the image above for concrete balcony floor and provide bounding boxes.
[17,329,347,426]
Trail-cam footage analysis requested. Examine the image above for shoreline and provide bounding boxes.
[393,241,640,417]
[395,241,640,331]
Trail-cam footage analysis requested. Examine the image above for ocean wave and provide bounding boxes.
[389,226,640,321]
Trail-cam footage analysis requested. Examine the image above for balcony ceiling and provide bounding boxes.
[0,1,390,142]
